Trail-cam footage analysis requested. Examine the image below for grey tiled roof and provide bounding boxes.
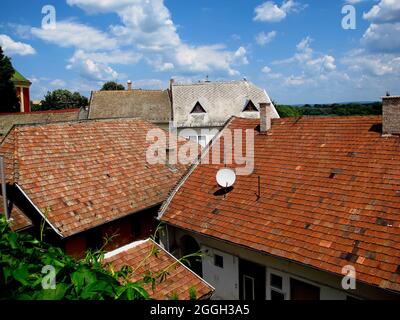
[172,80,279,128]
[88,90,172,123]
[0,110,80,137]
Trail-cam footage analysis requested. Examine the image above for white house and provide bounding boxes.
[170,79,279,147]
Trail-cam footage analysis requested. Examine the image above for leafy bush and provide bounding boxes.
[0,217,149,300]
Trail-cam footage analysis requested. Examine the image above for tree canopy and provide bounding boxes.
[41,89,88,110]
[0,47,19,113]
[276,102,382,118]
[101,81,125,91]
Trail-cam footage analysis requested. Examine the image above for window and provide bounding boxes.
[290,278,320,300]
[243,275,255,300]
[269,273,286,300]
[198,136,207,148]
[243,100,258,112]
[214,254,224,268]
[191,101,206,114]
[186,135,207,148]
[270,274,283,290]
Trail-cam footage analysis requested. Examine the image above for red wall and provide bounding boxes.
[23,87,30,112]
[64,235,87,259]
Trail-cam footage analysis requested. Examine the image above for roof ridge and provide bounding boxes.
[10,117,149,130]
[172,79,249,87]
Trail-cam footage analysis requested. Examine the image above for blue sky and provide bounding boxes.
[0,0,399,104]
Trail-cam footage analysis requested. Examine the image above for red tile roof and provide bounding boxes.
[0,195,32,231]
[160,116,400,293]
[104,239,214,300]
[0,118,191,237]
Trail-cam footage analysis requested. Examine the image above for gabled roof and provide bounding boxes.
[88,90,171,123]
[171,80,279,128]
[0,195,32,232]
[0,109,81,137]
[160,116,400,293]
[104,239,214,300]
[0,118,192,238]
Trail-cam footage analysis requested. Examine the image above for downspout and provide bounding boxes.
[0,156,9,220]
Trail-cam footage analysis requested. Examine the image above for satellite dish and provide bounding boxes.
[216,168,236,188]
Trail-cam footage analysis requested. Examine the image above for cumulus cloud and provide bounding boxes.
[255,31,277,46]
[342,49,399,76]
[67,53,119,81]
[254,0,306,23]
[0,34,35,56]
[31,21,118,51]
[363,0,400,23]
[65,0,248,76]
[362,22,400,53]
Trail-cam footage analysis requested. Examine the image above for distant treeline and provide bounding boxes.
[276,102,382,118]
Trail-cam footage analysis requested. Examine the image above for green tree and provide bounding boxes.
[0,47,19,113]
[101,81,125,91]
[41,89,88,110]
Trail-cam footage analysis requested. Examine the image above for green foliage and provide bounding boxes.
[0,217,149,300]
[275,105,302,118]
[101,81,125,91]
[40,89,88,110]
[276,102,382,118]
[189,287,197,300]
[0,47,19,113]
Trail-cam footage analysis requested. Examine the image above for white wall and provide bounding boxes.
[202,245,239,300]
[167,227,397,300]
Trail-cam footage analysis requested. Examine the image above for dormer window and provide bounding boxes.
[191,101,206,114]
[243,100,258,112]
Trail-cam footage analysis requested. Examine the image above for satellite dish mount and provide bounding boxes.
[216,168,236,199]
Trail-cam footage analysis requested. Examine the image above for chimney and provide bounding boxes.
[382,95,400,135]
[127,80,132,91]
[259,102,272,133]
[169,78,175,90]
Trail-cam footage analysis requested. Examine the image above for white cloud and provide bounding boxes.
[254,0,306,23]
[0,34,35,56]
[67,0,249,76]
[31,21,117,51]
[67,54,119,81]
[49,79,67,87]
[342,49,399,76]
[71,49,142,65]
[363,0,400,23]
[362,22,400,53]
[255,31,277,46]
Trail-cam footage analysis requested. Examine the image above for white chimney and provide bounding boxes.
[127,80,132,91]
[259,102,272,133]
[382,95,400,135]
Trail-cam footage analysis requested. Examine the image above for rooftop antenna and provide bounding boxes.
[256,176,261,201]
[205,75,210,83]
[216,168,236,199]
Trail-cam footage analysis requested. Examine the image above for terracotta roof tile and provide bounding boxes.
[0,195,32,231]
[0,118,192,237]
[161,116,400,293]
[104,239,214,300]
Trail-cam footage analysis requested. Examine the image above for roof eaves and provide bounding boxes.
[15,183,64,238]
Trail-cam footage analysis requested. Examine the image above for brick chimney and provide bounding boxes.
[382,96,400,135]
[127,80,132,91]
[259,102,272,133]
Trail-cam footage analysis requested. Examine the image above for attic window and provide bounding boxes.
[243,100,258,112]
[191,101,206,114]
